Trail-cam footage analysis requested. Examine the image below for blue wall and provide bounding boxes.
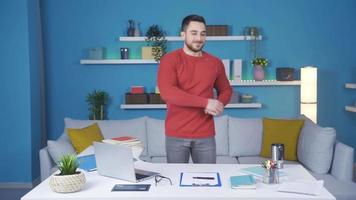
[40,0,356,147]
[1,0,356,184]
[0,0,42,183]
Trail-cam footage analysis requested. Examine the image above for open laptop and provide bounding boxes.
[93,142,159,182]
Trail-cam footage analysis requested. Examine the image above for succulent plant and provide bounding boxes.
[58,154,79,175]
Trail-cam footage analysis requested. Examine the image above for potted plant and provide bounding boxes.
[86,89,109,120]
[251,57,268,81]
[49,154,86,193]
[142,24,167,61]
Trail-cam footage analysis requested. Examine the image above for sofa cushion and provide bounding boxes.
[67,123,104,153]
[298,116,336,174]
[261,118,304,161]
[214,115,229,156]
[146,118,166,156]
[47,140,76,163]
[228,117,263,156]
[311,173,356,200]
[146,116,229,156]
[216,156,238,164]
[64,117,148,156]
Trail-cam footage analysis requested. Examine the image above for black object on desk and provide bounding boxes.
[193,176,215,180]
[111,184,151,192]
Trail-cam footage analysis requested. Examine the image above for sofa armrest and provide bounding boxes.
[331,142,354,181]
[39,146,56,181]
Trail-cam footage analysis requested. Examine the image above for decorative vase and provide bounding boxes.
[262,168,279,184]
[253,65,265,81]
[49,171,86,193]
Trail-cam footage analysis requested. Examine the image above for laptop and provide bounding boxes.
[93,142,159,182]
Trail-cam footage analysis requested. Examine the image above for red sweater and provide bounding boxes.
[157,49,232,138]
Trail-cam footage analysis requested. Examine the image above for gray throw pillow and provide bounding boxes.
[297,116,336,174]
[228,117,263,156]
[146,118,166,156]
[47,140,76,164]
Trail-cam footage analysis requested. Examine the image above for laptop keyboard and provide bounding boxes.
[135,173,149,180]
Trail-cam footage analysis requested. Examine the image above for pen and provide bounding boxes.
[192,176,215,180]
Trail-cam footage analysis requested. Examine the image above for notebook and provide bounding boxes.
[277,180,324,196]
[93,142,159,182]
[230,175,256,189]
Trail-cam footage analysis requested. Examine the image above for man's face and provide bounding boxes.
[181,21,206,52]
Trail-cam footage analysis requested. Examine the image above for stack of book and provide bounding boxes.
[102,136,143,159]
[102,136,141,147]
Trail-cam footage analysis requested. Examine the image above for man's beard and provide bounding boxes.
[185,41,205,53]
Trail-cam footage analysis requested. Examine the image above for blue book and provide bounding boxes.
[230,175,256,189]
[77,154,97,171]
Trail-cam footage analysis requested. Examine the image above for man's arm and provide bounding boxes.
[157,56,208,108]
[214,60,233,106]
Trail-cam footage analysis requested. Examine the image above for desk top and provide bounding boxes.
[22,162,335,200]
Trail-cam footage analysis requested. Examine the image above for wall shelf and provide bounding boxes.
[345,83,356,89]
[119,35,262,42]
[80,59,157,64]
[120,103,262,110]
[230,80,301,86]
[345,106,356,113]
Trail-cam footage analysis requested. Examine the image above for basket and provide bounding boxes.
[49,171,86,193]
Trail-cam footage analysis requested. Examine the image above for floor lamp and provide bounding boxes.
[301,66,317,123]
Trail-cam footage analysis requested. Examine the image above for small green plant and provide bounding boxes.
[58,154,79,175]
[145,24,167,61]
[251,57,268,67]
[86,89,109,120]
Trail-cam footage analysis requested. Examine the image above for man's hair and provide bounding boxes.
[181,14,206,31]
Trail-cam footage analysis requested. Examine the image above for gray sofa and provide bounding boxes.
[39,116,356,200]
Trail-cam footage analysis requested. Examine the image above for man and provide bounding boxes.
[157,14,232,164]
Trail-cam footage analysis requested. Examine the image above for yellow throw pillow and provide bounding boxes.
[67,123,104,153]
[260,118,304,161]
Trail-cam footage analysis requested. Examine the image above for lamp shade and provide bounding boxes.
[300,66,317,123]
[301,67,317,103]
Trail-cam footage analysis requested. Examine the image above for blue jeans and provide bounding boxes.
[165,136,216,164]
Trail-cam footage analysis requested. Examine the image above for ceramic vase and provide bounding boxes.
[253,65,265,81]
[49,171,86,193]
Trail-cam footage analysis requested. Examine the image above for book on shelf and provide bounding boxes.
[230,175,256,189]
[240,166,286,178]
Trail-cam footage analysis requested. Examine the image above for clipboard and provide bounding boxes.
[179,172,221,187]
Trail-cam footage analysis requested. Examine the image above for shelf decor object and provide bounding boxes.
[301,66,318,123]
[345,83,356,113]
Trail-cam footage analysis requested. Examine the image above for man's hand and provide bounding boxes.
[205,99,224,116]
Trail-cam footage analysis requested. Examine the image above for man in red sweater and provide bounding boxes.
[157,15,232,163]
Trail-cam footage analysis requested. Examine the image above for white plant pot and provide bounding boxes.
[49,171,86,193]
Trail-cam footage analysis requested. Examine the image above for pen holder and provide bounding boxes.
[263,168,279,184]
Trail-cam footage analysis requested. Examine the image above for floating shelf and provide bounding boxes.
[121,103,262,110]
[119,35,262,42]
[80,59,157,64]
[230,80,301,86]
[345,83,356,89]
[345,106,356,112]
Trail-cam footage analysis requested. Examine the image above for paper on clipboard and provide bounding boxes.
[180,172,221,186]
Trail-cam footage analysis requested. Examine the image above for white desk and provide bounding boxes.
[22,162,335,200]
